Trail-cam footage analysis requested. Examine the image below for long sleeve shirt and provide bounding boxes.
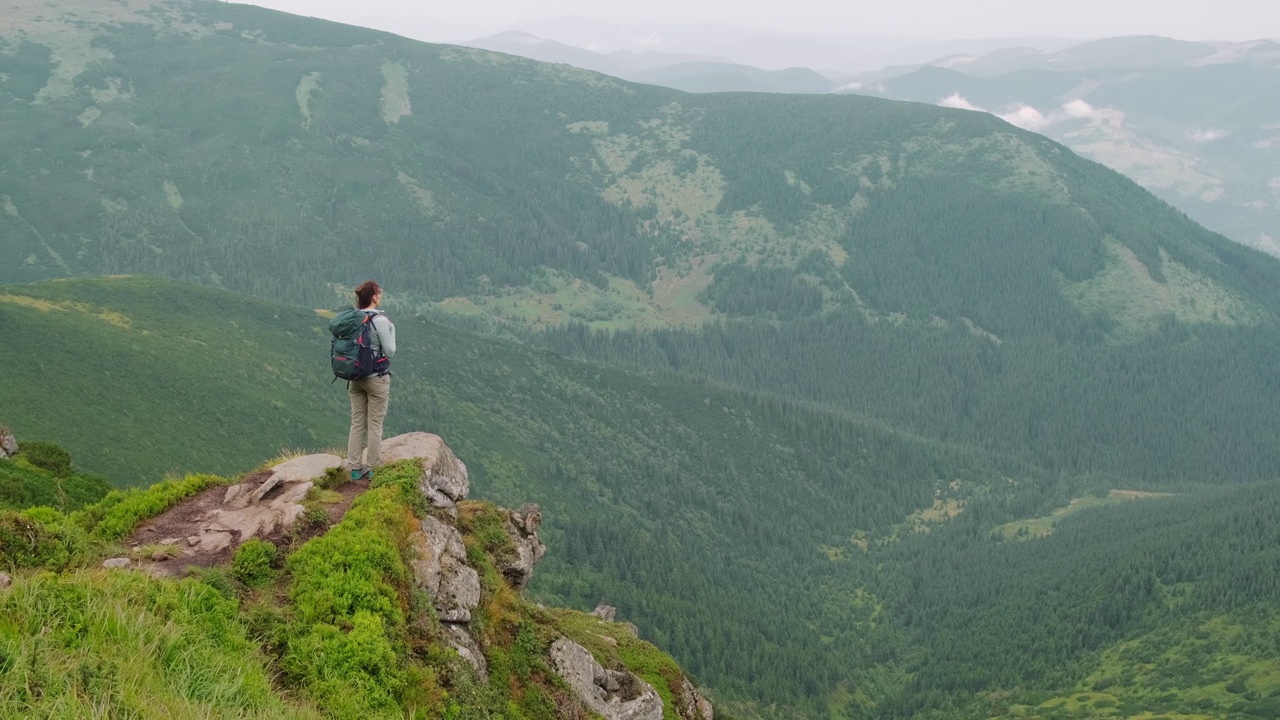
[364,309,396,358]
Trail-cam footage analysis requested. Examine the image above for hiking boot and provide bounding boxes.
[350,468,371,481]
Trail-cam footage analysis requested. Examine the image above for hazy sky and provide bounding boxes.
[247,0,1280,41]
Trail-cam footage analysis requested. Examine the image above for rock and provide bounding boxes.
[677,677,714,720]
[497,504,546,591]
[380,432,470,505]
[223,485,244,505]
[102,557,133,569]
[509,503,542,534]
[272,480,313,506]
[159,537,181,546]
[193,530,234,554]
[268,453,342,483]
[549,638,663,720]
[620,622,640,638]
[410,516,480,623]
[591,603,618,622]
[248,474,283,505]
[0,572,11,590]
[0,427,17,458]
[150,550,170,562]
[187,536,201,546]
[442,623,488,680]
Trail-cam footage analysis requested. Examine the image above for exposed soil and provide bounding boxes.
[125,471,370,578]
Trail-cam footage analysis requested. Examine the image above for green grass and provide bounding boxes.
[0,570,321,719]
[995,489,1173,540]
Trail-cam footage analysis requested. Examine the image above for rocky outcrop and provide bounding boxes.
[442,623,488,679]
[0,427,17,459]
[498,503,546,590]
[189,453,340,554]
[381,432,469,511]
[678,677,715,720]
[410,515,481,623]
[591,603,618,621]
[549,638,664,720]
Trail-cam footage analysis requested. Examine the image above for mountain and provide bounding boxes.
[840,36,1280,254]
[465,31,835,94]
[465,30,725,76]
[630,62,835,94]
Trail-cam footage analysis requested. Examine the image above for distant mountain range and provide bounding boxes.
[462,29,1280,255]
[840,35,1280,254]
[465,30,838,93]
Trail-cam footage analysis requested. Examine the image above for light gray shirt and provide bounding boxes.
[363,308,396,358]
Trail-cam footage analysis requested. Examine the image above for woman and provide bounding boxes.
[347,280,396,480]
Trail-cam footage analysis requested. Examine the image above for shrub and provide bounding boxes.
[231,539,278,588]
[18,441,73,477]
[283,612,404,719]
[0,508,86,570]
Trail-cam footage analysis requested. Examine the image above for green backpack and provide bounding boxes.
[328,308,388,381]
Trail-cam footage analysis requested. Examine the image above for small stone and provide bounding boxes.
[159,538,180,545]
[0,572,11,589]
[223,485,244,504]
[102,558,132,570]
[187,536,201,546]
[151,550,170,562]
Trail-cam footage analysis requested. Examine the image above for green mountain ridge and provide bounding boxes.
[4,0,1273,339]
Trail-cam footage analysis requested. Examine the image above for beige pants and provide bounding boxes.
[347,374,390,471]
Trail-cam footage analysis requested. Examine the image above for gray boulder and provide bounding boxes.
[443,623,489,680]
[410,516,480,623]
[678,677,715,720]
[0,427,17,458]
[498,503,546,590]
[102,557,133,569]
[0,572,11,590]
[380,433,469,509]
[591,603,618,622]
[548,638,663,720]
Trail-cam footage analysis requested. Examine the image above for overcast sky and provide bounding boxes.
[246,0,1279,41]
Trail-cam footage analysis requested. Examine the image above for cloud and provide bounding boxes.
[938,92,983,112]
[998,105,1051,132]
[1061,99,1099,120]
[936,94,1107,133]
[1188,128,1231,142]
[1253,137,1280,150]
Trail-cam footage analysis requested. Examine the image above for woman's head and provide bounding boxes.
[355,280,381,309]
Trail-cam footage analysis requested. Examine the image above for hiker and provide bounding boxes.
[345,280,395,480]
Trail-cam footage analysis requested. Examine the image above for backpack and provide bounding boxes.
[329,308,389,381]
